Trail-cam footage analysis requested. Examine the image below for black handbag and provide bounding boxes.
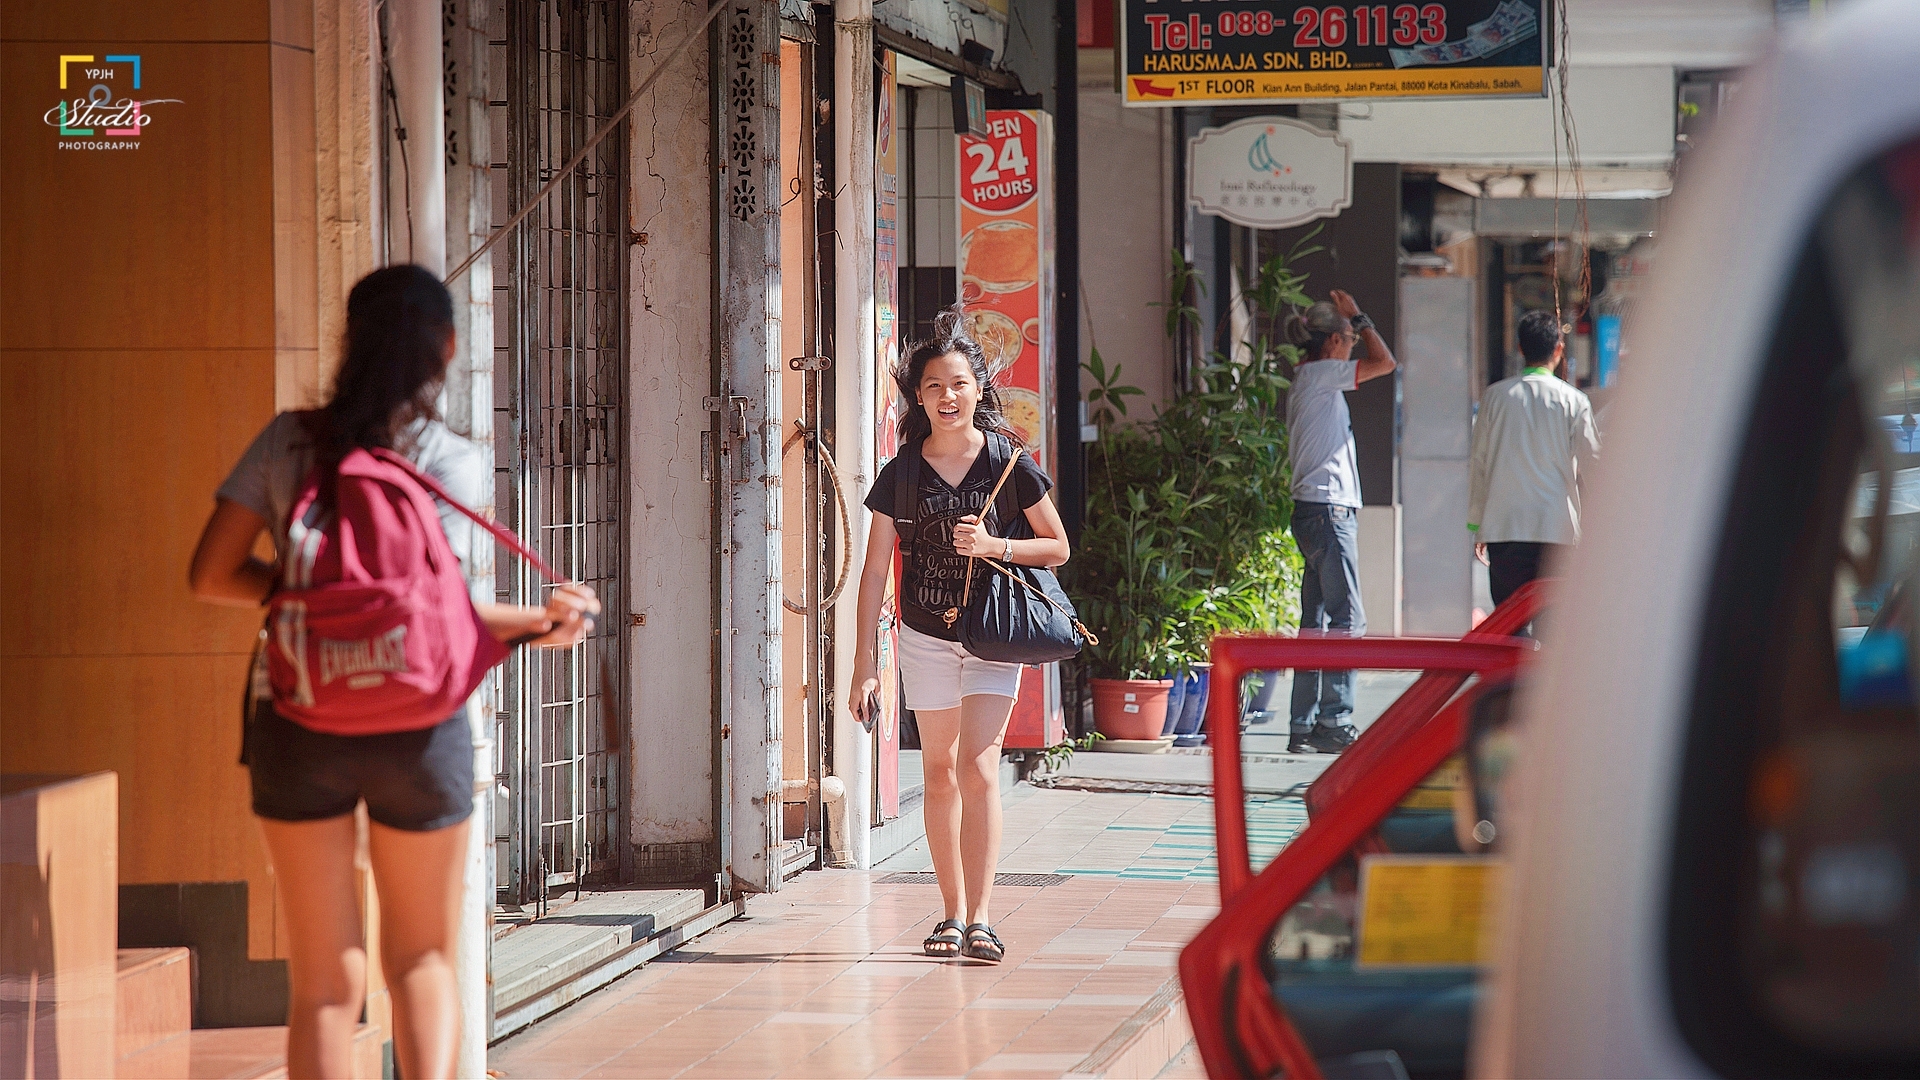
[897,433,1095,664]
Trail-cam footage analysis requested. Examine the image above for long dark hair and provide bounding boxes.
[319,265,454,460]
[893,308,1017,446]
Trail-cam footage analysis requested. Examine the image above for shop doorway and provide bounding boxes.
[490,0,629,907]
[778,34,832,871]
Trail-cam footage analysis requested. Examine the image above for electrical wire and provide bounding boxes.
[446,0,732,285]
[376,2,415,263]
[1549,0,1591,328]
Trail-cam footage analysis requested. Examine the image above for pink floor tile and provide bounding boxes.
[493,867,1202,1080]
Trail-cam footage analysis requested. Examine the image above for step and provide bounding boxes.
[118,948,193,1060]
[2,772,119,1079]
[1065,977,1194,1079]
[490,888,738,1042]
[115,1032,193,1079]
[1156,1040,1206,1078]
[182,1023,383,1080]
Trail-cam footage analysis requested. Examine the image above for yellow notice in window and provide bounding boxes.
[1397,753,1468,811]
[1354,855,1501,969]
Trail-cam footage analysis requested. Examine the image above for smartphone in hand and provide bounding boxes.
[856,688,880,732]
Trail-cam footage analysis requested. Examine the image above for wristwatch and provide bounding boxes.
[1003,537,1015,562]
[1348,312,1374,333]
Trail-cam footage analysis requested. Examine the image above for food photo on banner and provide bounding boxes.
[956,108,1066,750]
[1120,0,1549,106]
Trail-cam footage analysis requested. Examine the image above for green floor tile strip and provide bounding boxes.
[1058,796,1310,882]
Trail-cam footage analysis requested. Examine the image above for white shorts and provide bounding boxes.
[896,620,1024,711]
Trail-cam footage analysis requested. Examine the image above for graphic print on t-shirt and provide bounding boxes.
[911,479,996,629]
[865,442,1054,640]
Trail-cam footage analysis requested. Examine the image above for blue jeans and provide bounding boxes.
[1291,502,1366,733]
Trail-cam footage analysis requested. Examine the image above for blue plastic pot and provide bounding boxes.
[1173,665,1210,743]
[1241,670,1286,726]
[1161,672,1187,737]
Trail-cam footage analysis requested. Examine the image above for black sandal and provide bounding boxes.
[962,923,1005,963]
[923,919,964,957]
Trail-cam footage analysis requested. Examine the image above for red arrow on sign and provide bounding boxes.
[1131,77,1175,98]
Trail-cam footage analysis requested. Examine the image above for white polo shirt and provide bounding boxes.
[1286,358,1363,508]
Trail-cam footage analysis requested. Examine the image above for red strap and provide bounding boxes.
[368,447,570,585]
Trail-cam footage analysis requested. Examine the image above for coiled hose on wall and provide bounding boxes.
[782,420,852,615]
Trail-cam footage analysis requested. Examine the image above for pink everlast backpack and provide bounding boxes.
[267,439,562,736]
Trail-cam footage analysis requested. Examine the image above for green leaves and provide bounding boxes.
[1068,244,1316,680]
[1036,731,1106,773]
[1151,249,1208,342]
[1083,347,1145,430]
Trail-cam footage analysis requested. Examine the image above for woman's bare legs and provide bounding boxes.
[916,705,967,921]
[366,818,470,1080]
[955,694,1015,925]
[917,694,1016,926]
[258,815,365,1079]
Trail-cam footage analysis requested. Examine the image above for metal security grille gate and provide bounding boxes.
[491,0,628,907]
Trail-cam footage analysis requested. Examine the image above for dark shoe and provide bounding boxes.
[961,923,1005,963]
[1306,724,1359,754]
[923,919,963,957]
[1287,733,1315,754]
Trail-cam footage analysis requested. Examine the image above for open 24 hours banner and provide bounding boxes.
[957,109,1065,752]
[1122,0,1547,106]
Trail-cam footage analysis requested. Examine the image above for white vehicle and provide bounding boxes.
[1179,5,1920,1077]
[1482,2,1920,1075]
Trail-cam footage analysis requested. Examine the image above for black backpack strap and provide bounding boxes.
[895,439,923,555]
[986,432,1022,536]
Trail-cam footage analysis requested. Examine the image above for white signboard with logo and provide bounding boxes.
[1188,117,1352,229]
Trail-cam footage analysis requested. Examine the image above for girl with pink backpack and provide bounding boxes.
[189,265,599,1079]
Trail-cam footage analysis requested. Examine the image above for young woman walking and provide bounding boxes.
[189,265,600,1078]
[849,313,1070,963]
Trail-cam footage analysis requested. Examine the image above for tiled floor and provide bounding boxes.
[876,784,1306,883]
[488,869,1218,1078]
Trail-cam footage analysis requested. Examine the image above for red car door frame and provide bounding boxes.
[1182,632,1532,1079]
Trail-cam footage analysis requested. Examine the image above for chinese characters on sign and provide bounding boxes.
[1122,0,1547,106]
[1187,118,1353,229]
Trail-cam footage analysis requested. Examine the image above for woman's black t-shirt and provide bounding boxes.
[865,442,1053,641]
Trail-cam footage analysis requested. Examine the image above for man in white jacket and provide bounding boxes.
[1468,310,1601,608]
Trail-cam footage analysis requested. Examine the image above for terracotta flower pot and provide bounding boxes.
[1089,677,1175,741]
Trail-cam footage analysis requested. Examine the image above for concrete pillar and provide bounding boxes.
[716,0,786,895]
[1399,276,1476,636]
[830,0,876,869]
[314,0,378,386]
[442,0,494,1068]
[382,0,446,272]
[627,0,720,886]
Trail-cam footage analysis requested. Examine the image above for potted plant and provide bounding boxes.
[1069,241,1315,740]
[1072,443,1188,740]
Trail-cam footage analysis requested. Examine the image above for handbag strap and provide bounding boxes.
[961,437,1027,608]
[368,447,570,585]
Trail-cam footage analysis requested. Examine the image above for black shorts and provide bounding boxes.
[245,702,475,832]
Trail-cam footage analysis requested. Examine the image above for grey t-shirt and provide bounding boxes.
[1286,358,1363,508]
[216,412,491,592]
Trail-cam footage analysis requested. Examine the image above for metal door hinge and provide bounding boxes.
[788,355,831,371]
